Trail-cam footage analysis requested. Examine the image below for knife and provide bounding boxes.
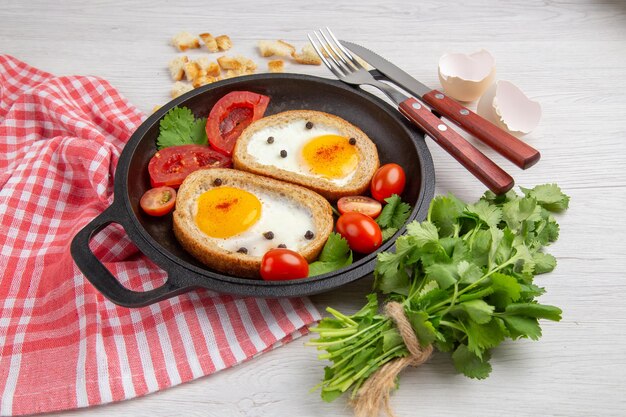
[342,41,541,170]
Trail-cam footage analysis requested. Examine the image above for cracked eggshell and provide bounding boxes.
[438,49,496,102]
[477,80,542,135]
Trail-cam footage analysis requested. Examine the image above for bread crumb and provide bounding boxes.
[217,55,243,71]
[171,32,200,51]
[171,81,193,98]
[218,55,256,72]
[292,43,322,65]
[205,61,221,77]
[193,74,220,88]
[168,55,188,81]
[199,33,218,52]
[268,59,284,73]
[184,61,202,82]
[152,105,162,113]
[258,40,295,57]
[215,35,232,51]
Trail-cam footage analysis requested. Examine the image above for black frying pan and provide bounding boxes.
[70,73,435,307]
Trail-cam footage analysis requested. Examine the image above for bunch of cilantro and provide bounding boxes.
[308,184,569,402]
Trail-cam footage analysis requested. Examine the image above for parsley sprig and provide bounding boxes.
[308,184,569,402]
[156,106,208,149]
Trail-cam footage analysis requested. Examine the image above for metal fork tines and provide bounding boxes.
[307,28,515,195]
[307,28,406,104]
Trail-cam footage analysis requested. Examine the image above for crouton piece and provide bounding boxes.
[184,61,202,82]
[268,59,284,73]
[215,35,232,51]
[218,54,255,71]
[199,33,218,52]
[258,40,296,57]
[171,81,193,98]
[168,55,189,81]
[235,55,256,71]
[171,32,200,51]
[217,55,243,71]
[292,43,322,65]
[152,105,162,113]
[192,74,221,88]
[206,61,221,77]
[194,57,221,77]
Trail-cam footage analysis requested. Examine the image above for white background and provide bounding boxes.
[1,0,625,416]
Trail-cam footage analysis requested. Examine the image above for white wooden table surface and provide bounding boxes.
[2,0,625,416]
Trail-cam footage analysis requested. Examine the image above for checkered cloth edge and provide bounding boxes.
[0,54,321,416]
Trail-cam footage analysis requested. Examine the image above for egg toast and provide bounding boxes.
[172,168,333,278]
[232,110,379,201]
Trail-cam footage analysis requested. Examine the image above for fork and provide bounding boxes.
[308,28,514,195]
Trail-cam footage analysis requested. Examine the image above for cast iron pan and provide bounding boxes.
[70,73,435,307]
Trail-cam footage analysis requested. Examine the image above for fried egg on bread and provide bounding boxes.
[173,168,333,278]
[233,110,379,201]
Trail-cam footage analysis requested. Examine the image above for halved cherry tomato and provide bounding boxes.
[148,144,231,188]
[337,196,382,219]
[371,163,407,202]
[260,248,309,281]
[336,212,383,254]
[206,91,270,156]
[140,186,176,216]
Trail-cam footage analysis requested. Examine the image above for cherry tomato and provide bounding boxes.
[337,196,382,219]
[148,144,231,188]
[336,212,383,254]
[370,163,407,202]
[206,91,270,156]
[140,186,176,216]
[260,249,309,281]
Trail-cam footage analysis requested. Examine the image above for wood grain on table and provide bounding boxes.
[1,0,625,416]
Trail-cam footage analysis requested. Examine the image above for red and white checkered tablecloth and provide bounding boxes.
[0,55,321,416]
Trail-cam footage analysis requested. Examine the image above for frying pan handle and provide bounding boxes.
[71,203,184,308]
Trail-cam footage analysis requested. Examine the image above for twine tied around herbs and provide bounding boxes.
[350,301,434,417]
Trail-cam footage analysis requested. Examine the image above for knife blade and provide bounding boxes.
[342,41,541,170]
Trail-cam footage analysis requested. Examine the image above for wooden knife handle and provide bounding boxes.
[399,97,514,195]
[422,89,540,169]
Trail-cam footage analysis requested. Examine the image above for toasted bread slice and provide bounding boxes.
[173,168,333,278]
[233,110,379,201]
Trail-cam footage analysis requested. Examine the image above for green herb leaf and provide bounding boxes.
[377,194,412,230]
[504,303,562,321]
[429,194,464,237]
[406,310,438,347]
[308,233,353,276]
[459,300,495,324]
[156,106,208,149]
[501,316,542,340]
[521,184,570,212]
[452,344,492,379]
[406,221,439,247]
[532,252,557,274]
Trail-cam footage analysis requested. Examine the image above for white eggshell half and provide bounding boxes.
[477,80,542,135]
[438,49,496,102]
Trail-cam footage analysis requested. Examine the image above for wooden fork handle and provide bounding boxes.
[422,89,540,169]
[399,97,514,195]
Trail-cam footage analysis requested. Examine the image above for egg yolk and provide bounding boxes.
[301,135,359,179]
[195,186,262,238]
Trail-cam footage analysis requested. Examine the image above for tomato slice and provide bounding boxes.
[337,196,383,219]
[148,144,231,188]
[140,186,176,216]
[260,249,309,281]
[336,212,383,254]
[206,91,270,155]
